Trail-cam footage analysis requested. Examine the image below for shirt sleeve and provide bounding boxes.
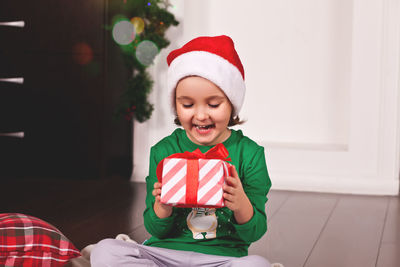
[232,147,271,242]
[143,146,177,238]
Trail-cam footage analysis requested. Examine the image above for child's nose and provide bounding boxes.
[194,107,209,121]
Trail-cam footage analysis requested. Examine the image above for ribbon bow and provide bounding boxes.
[156,143,231,182]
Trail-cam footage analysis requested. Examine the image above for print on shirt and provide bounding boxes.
[186,208,217,239]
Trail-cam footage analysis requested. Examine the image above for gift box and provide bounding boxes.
[156,143,231,208]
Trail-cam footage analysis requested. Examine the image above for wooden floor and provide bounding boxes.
[2,179,399,267]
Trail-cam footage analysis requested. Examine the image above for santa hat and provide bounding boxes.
[167,35,245,116]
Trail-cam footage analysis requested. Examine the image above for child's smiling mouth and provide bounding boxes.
[194,124,215,134]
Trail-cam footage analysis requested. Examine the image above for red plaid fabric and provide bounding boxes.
[0,213,81,267]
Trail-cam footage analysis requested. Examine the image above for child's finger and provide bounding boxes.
[230,165,239,179]
[223,192,234,202]
[225,176,238,189]
[152,187,162,197]
[154,182,162,189]
[152,189,157,197]
[223,182,235,194]
[229,165,244,188]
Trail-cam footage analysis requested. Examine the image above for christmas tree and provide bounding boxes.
[111,0,179,122]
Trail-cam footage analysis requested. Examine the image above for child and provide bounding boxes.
[91,35,272,266]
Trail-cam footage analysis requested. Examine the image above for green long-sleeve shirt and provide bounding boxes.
[143,128,271,257]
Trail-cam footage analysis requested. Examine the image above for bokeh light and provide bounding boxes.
[135,40,159,66]
[72,42,93,65]
[130,17,145,34]
[112,20,135,45]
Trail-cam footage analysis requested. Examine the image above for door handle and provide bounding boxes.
[0,21,25,28]
[0,132,24,138]
[0,78,24,84]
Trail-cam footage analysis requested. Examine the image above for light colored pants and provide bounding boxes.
[91,238,271,267]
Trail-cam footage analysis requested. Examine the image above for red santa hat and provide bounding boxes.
[167,35,246,116]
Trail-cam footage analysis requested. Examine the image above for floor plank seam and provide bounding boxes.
[268,192,292,222]
[374,197,391,267]
[302,195,340,267]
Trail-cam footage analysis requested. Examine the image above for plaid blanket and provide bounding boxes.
[0,213,81,267]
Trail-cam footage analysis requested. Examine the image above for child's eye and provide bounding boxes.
[182,104,193,108]
[209,104,220,108]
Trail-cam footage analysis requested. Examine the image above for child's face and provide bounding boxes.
[175,76,232,146]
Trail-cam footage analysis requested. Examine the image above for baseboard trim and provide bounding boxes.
[271,174,399,195]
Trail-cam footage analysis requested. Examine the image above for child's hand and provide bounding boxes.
[152,182,163,203]
[223,165,254,224]
[152,182,173,218]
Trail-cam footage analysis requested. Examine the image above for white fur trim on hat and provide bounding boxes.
[167,51,246,116]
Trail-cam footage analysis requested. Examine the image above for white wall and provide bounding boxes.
[132,0,400,195]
